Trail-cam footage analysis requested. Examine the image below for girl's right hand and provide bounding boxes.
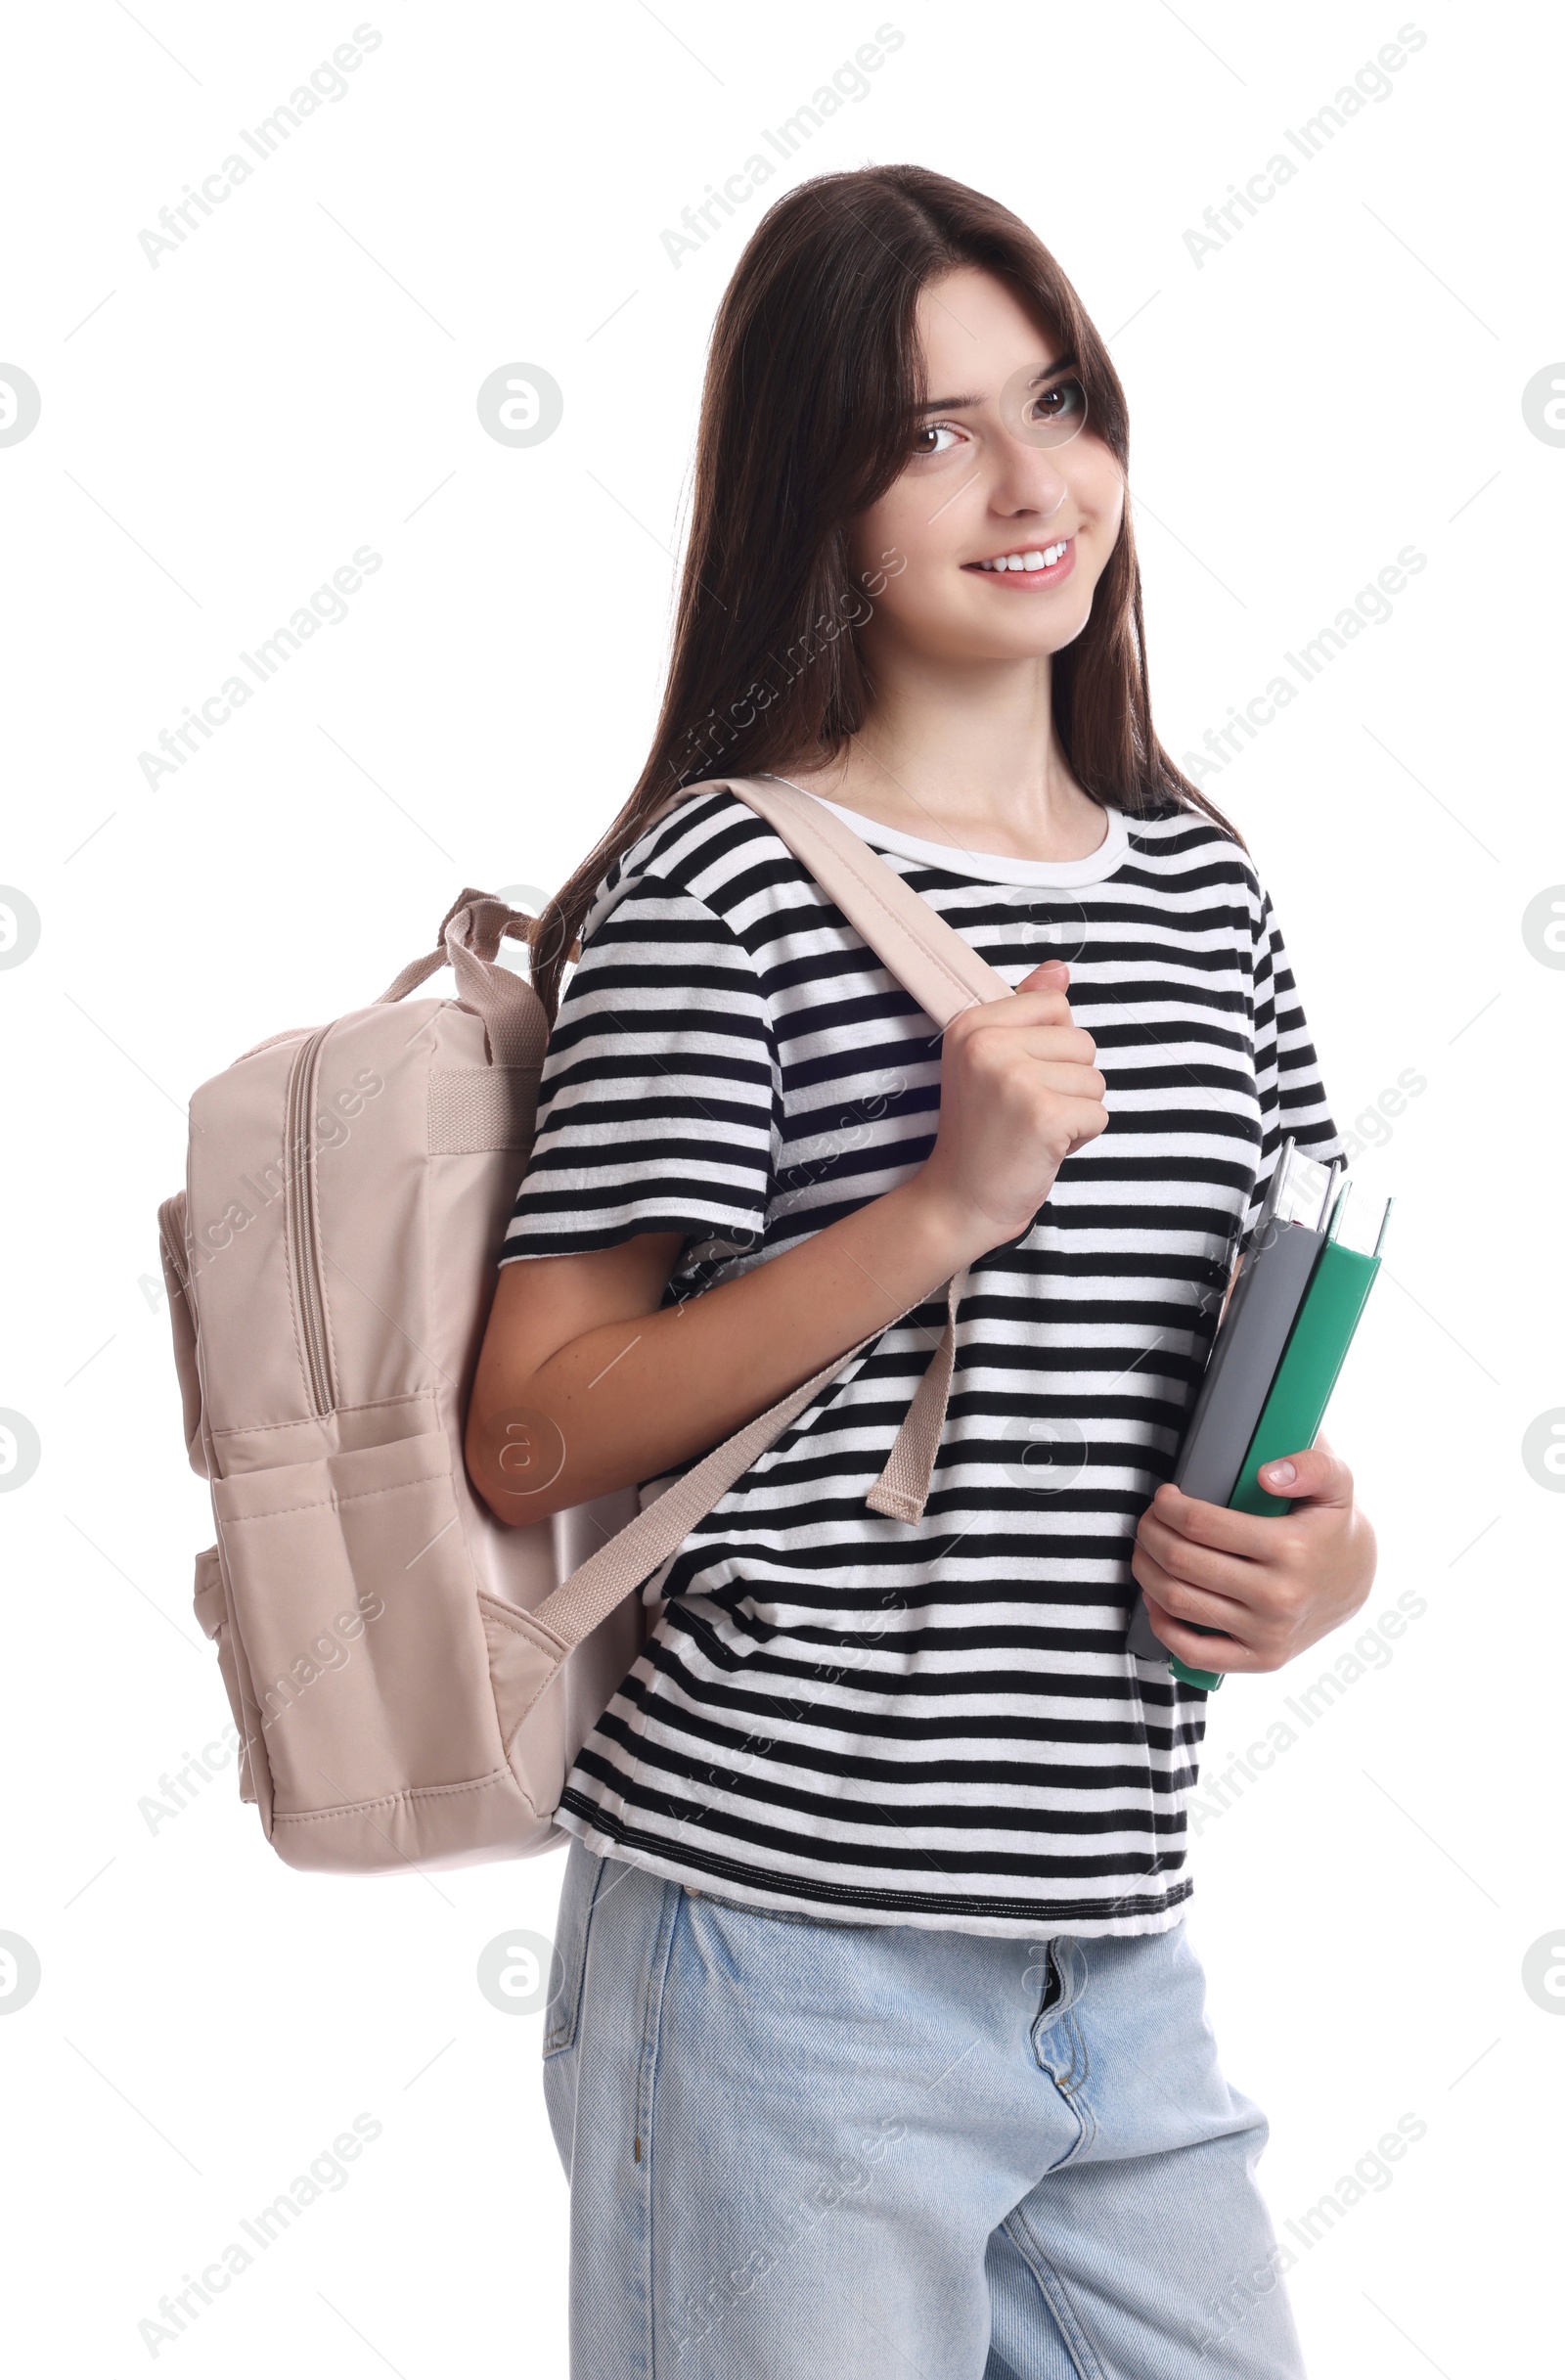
[916,960,1108,1255]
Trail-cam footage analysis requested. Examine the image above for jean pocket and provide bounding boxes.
[543,1839,606,2058]
[685,1884,878,1933]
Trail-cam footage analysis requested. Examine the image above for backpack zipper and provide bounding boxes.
[284,1024,336,1415]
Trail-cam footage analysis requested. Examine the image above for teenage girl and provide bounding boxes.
[469,164,1375,2380]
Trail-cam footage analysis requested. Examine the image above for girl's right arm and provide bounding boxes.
[466,960,1106,1523]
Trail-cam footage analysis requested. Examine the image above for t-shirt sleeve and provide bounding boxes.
[1242,878,1346,1237]
[499,871,779,1264]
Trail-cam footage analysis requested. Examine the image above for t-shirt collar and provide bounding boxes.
[772,780,1131,889]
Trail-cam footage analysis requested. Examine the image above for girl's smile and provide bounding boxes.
[962,534,1077,587]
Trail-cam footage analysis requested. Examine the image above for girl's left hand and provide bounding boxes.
[1131,1436,1376,1675]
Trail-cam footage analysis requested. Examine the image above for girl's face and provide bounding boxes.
[848,265,1126,668]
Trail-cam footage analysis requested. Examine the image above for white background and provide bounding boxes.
[2,2,1560,2372]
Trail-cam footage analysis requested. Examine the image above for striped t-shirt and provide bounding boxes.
[500,783,1343,1938]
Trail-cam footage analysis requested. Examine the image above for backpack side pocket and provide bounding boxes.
[157,1192,206,1479]
[193,1545,259,1804]
[210,1432,505,1824]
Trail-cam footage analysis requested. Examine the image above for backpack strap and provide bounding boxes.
[862,1262,970,1523]
[665,775,1011,1029]
[538,774,1025,1659]
[700,777,1010,1521]
[531,1277,939,1653]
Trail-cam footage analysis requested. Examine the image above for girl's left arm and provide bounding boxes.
[1133,866,1374,1673]
[1131,1438,1377,1674]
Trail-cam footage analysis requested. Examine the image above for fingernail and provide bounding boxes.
[1265,1459,1296,1485]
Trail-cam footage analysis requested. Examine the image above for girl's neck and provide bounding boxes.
[780,651,1108,865]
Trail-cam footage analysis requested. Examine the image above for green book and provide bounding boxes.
[1167,1194,1388,1691]
[1227,1237,1382,1517]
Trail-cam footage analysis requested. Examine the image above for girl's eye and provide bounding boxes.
[911,422,963,457]
[1030,375,1088,430]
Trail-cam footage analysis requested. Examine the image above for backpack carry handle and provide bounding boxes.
[377,889,547,1069]
[379,887,532,994]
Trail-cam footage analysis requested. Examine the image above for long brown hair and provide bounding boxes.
[531,163,1240,1017]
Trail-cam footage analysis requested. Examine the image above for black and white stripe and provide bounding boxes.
[501,787,1343,1937]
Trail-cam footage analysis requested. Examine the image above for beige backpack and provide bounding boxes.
[158,776,1008,1873]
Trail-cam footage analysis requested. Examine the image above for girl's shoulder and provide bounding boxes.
[582,783,810,942]
[1123,791,1243,850]
[1123,795,1265,899]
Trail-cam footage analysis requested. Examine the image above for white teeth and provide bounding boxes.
[978,540,1068,571]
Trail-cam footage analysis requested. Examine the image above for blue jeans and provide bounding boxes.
[542,1841,1306,2378]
